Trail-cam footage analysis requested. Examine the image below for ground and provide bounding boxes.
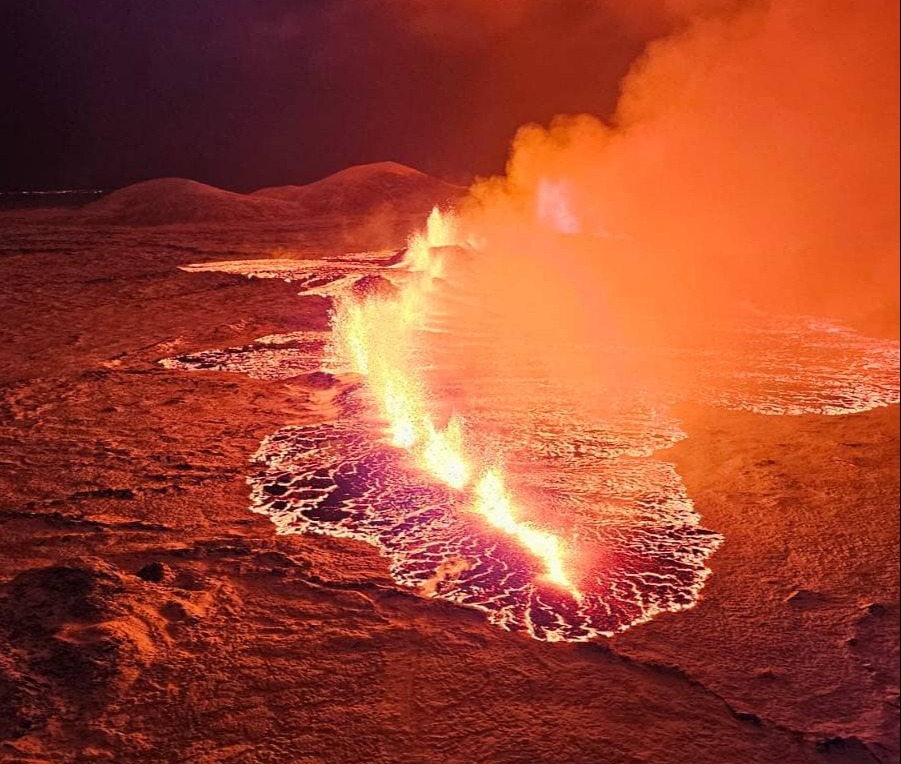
[0,216,897,764]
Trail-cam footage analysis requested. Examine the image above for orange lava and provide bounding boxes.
[330,208,577,595]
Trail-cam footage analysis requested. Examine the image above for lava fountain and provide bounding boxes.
[329,208,577,594]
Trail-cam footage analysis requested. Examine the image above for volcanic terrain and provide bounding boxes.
[0,164,898,764]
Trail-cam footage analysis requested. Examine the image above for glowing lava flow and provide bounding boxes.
[330,208,577,594]
[475,469,574,591]
[403,206,459,277]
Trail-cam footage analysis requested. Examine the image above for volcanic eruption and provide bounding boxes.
[2,0,899,761]
[167,194,896,641]
[161,0,900,643]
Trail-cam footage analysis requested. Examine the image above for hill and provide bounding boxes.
[84,178,297,226]
[82,164,464,226]
[253,161,463,216]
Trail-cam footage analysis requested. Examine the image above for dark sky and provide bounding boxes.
[0,0,671,191]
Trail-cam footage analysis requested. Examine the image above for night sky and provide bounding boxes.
[0,1,671,192]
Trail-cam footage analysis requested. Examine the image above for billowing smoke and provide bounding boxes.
[446,0,898,352]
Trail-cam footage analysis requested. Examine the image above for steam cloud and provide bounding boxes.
[456,0,898,331]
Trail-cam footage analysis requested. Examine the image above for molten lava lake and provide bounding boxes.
[166,238,900,642]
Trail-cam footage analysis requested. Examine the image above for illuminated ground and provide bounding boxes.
[165,246,897,643]
[0,215,898,763]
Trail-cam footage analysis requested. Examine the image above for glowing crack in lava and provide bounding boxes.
[328,209,577,594]
[166,209,899,642]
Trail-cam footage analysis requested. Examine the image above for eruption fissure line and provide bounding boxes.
[330,208,577,594]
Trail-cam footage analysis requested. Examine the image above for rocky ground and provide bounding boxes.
[0,213,898,764]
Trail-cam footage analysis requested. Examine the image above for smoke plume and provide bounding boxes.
[450,0,898,344]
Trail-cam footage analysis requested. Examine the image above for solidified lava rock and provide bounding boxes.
[815,736,849,752]
[136,561,170,583]
[160,601,193,623]
[785,589,826,608]
[0,561,164,734]
[2,564,127,637]
[33,630,122,691]
[350,274,398,301]
[72,487,136,501]
[303,371,338,389]
[814,736,875,757]
[0,655,43,740]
